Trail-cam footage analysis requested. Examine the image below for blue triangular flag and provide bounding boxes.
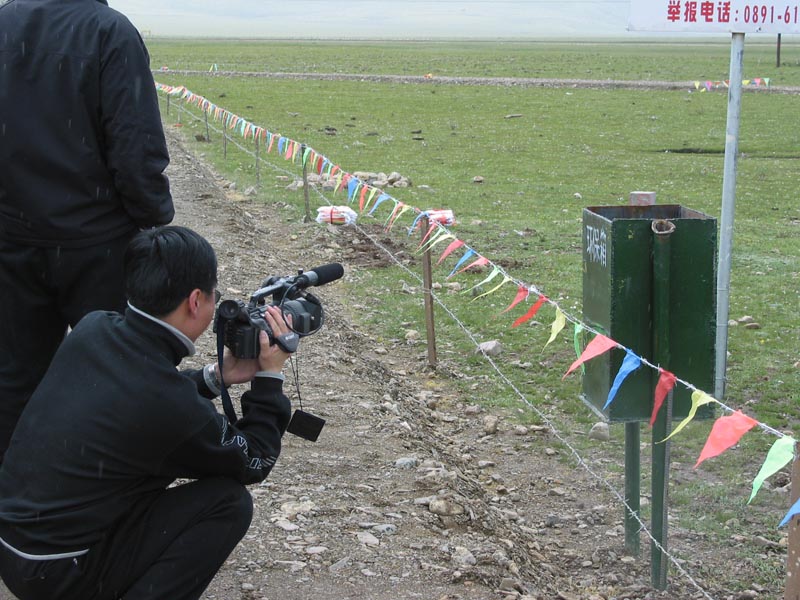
[779,496,800,527]
[603,350,641,409]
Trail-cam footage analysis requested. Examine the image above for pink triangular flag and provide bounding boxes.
[437,239,464,265]
[695,411,758,468]
[562,334,617,380]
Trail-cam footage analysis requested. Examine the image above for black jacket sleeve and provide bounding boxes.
[158,377,292,485]
[98,17,174,228]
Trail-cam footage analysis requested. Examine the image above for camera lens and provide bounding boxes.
[217,299,242,320]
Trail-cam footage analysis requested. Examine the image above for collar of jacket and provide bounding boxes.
[123,306,194,366]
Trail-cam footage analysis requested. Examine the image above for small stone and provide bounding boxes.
[478,460,496,469]
[241,582,255,591]
[274,519,300,532]
[306,546,328,555]
[588,422,610,441]
[356,531,380,546]
[329,557,350,572]
[429,498,465,517]
[499,577,519,591]
[244,186,257,196]
[395,457,419,469]
[738,315,755,323]
[372,524,397,535]
[512,425,528,436]
[549,487,567,497]
[452,546,477,566]
[744,322,761,330]
[472,175,485,184]
[483,415,499,434]
[477,340,502,356]
[404,329,421,341]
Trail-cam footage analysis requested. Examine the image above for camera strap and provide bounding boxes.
[215,313,239,423]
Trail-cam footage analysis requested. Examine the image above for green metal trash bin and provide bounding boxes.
[581,205,717,422]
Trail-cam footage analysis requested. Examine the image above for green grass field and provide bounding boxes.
[151,39,799,595]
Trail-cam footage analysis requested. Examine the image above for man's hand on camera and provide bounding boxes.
[217,348,259,386]
[258,305,294,373]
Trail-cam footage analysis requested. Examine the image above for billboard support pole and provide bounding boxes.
[714,32,745,401]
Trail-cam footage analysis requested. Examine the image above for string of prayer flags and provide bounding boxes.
[158,81,800,529]
[749,436,796,503]
[695,410,759,469]
[562,334,617,380]
[650,370,677,426]
[660,390,716,443]
[604,350,641,410]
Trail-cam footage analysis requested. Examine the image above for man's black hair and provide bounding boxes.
[124,226,218,317]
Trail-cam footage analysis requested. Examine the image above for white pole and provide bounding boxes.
[714,32,745,400]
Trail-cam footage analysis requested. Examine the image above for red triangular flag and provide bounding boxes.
[503,285,530,314]
[437,239,464,265]
[650,369,677,426]
[511,295,547,328]
[562,334,617,379]
[695,410,758,468]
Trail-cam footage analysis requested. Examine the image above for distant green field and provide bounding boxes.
[149,38,800,85]
[154,40,799,595]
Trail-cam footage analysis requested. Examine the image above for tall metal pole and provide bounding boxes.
[651,219,675,591]
[714,32,745,401]
[777,34,782,68]
[624,422,641,557]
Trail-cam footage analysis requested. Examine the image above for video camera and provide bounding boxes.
[214,263,344,358]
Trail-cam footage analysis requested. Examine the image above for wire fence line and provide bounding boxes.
[161,96,722,600]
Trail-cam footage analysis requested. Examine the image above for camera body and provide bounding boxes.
[214,264,342,359]
[216,294,321,359]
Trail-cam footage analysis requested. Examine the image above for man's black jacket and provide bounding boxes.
[0,308,292,556]
[0,0,174,247]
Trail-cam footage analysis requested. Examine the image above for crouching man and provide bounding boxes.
[0,226,294,600]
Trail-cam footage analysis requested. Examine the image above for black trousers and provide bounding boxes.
[0,478,253,600]
[0,233,134,461]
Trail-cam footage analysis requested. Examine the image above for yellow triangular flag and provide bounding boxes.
[659,390,716,442]
[544,308,566,350]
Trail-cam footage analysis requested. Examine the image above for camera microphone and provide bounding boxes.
[295,263,344,288]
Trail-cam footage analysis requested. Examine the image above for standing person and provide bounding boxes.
[0,226,296,600]
[0,0,175,461]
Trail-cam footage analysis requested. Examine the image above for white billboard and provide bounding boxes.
[630,0,800,33]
